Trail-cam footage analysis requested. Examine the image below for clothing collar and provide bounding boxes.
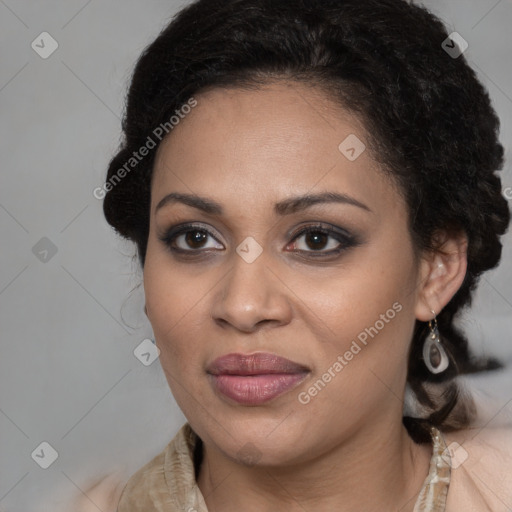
[150,423,451,511]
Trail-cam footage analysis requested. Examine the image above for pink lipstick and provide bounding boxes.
[207,352,309,405]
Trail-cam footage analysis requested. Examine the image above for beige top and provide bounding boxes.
[114,423,512,511]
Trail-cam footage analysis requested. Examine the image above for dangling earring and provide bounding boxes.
[423,310,449,374]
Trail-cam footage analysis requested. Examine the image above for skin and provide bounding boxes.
[143,81,468,511]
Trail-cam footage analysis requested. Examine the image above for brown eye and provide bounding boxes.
[288,225,355,255]
[172,229,223,251]
[158,223,224,253]
[184,230,209,249]
[302,231,331,250]
[292,229,340,251]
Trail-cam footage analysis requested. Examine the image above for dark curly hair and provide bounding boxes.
[102,0,510,442]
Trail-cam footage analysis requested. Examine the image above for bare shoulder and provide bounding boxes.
[443,424,512,459]
[442,425,512,510]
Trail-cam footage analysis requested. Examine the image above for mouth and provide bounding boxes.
[206,352,310,405]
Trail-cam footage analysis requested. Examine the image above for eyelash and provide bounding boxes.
[157,222,359,259]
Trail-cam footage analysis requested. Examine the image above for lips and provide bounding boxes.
[207,352,310,405]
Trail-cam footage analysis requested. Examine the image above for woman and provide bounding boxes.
[96,0,512,510]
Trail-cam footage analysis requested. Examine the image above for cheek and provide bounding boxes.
[292,234,419,406]
[299,242,417,345]
[143,247,203,360]
[143,242,226,408]
[143,260,213,413]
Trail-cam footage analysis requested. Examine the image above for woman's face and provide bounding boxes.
[144,81,427,466]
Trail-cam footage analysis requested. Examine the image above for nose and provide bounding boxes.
[211,251,293,333]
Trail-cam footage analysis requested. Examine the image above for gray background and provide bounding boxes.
[0,1,511,511]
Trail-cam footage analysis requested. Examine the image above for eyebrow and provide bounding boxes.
[155,191,372,216]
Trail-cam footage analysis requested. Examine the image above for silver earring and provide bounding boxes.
[422,311,449,374]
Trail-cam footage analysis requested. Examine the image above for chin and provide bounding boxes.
[198,411,315,466]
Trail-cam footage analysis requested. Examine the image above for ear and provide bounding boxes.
[415,230,468,322]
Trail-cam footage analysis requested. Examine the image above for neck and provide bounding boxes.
[197,418,432,512]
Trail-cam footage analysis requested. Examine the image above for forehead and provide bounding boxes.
[151,82,402,218]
